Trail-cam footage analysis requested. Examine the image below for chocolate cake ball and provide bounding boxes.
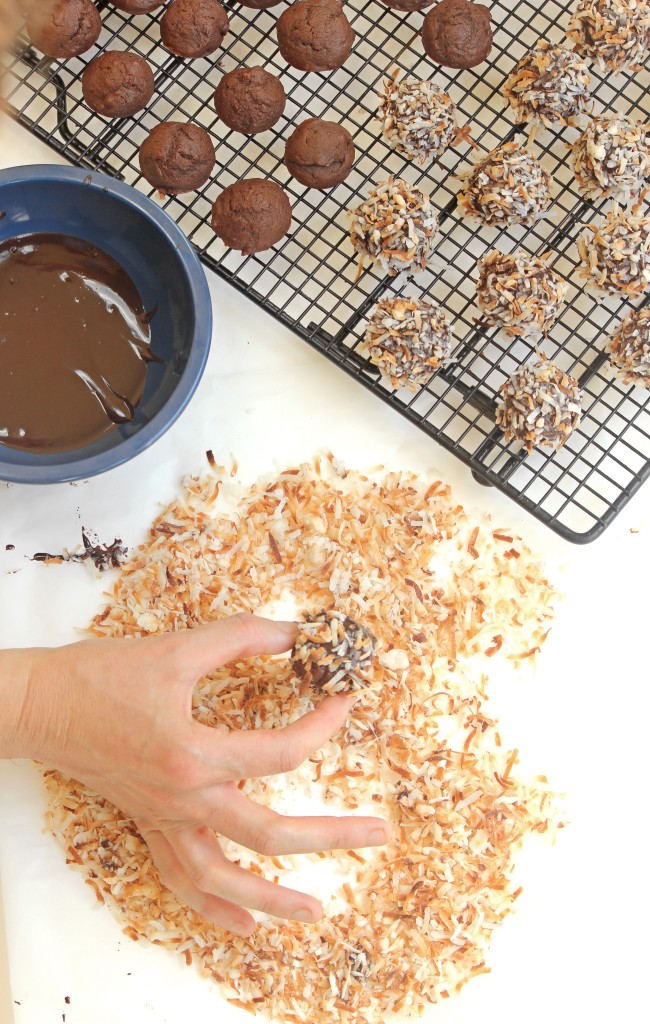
[607,307,650,388]
[364,296,454,390]
[496,358,583,454]
[578,207,650,300]
[378,78,457,163]
[422,0,492,69]
[572,114,650,204]
[239,0,282,7]
[139,122,216,194]
[382,0,435,9]
[160,0,229,58]
[458,142,553,228]
[211,179,292,254]
[276,0,355,73]
[26,0,101,59]
[214,67,286,134]
[567,0,650,74]
[349,179,439,276]
[82,51,155,117]
[476,249,567,340]
[503,41,592,128]
[284,119,355,189]
[291,611,376,694]
[110,0,165,12]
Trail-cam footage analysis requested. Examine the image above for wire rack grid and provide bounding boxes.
[2,0,650,543]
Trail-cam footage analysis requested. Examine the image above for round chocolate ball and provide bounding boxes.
[110,0,165,12]
[277,0,355,73]
[284,118,355,189]
[26,0,101,59]
[160,0,229,58]
[139,122,216,194]
[291,611,377,694]
[496,358,583,454]
[422,0,492,69]
[239,0,282,7]
[82,51,155,117]
[214,67,286,134]
[211,179,292,254]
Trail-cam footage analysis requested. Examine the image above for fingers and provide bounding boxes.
[209,783,392,856]
[140,826,256,937]
[199,693,356,781]
[171,826,323,923]
[171,613,297,680]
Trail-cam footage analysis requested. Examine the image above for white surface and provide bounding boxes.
[0,118,649,1024]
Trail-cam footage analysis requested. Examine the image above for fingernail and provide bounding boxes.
[274,620,298,635]
[232,921,256,938]
[293,907,317,923]
[366,827,391,846]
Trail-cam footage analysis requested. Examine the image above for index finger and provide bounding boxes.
[195,693,356,781]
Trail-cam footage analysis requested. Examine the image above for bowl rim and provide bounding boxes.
[0,164,212,485]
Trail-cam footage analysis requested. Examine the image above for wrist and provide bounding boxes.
[0,647,69,762]
[0,648,39,759]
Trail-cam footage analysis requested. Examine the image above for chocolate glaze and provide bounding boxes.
[0,233,158,453]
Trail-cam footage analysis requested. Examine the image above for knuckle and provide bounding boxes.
[189,864,219,895]
[278,739,306,774]
[159,747,202,791]
[250,821,284,857]
[227,612,259,645]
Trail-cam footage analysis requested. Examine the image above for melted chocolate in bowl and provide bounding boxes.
[0,233,158,453]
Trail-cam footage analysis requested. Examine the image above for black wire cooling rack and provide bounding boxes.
[3,0,650,542]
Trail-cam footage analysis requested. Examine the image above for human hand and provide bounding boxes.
[3,614,390,935]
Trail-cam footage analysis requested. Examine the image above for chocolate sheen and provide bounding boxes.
[0,233,157,453]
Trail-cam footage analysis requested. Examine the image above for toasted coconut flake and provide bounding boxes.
[607,306,650,387]
[43,455,559,1024]
[577,205,650,300]
[503,40,592,128]
[567,0,650,74]
[378,77,458,163]
[363,296,454,391]
[572,114,650,204]
[475,249,567,340]
[292,611,377,694]
[458,142,553,228]
[348,179,439,276]
[496,358,583,453]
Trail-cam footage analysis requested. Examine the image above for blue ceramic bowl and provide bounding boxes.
[0,165,212,483]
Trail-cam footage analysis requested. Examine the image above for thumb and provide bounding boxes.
[168,613,297,680]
